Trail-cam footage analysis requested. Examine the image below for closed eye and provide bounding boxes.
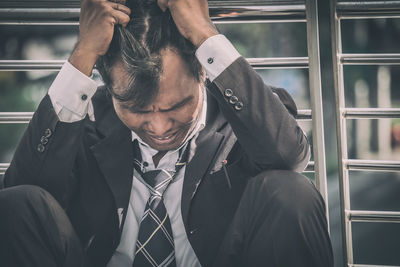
[124,95,194,114]
[159,96,193,112]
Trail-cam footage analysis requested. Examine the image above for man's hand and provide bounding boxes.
[69,0,131,76]
[157,0,219,48]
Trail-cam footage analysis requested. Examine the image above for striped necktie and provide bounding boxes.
[132,140,189,267]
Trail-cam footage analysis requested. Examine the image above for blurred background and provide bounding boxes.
[1,0,400,266]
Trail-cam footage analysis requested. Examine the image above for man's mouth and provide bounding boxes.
[147,131,178,144]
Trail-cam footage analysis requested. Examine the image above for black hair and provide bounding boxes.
[96,0,204,108]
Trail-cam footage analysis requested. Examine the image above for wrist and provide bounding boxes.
[69,44,99,77]
[191,24,219,48]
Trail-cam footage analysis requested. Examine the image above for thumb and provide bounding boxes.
[157,0,168,12]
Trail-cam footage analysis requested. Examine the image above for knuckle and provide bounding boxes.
[102,4,113,14]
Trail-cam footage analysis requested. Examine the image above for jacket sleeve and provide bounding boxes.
[4,95,85,208]
[207,57,310,171]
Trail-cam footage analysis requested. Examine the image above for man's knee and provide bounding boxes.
[245,170,326,219]
[0,185,54,218]
[239,171,332,264]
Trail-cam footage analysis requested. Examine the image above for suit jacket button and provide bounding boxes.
[44,128,52,138]
[40,136,49,145]
[224,89,233,97]
[234,101,244,111]
[229,96,238,104]
[37,144,45,153]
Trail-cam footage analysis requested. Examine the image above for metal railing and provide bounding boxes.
[0,163,9,176]
[0,1,307,25]
[0,58,309,71]
[331,0,400,266]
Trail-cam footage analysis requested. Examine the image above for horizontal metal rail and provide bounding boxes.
[337,1,400,19]
[0,112,34,124]
[347,210,400,223]
[0,3,306,25]
[0,1,305,8]
[0,60,65,71]
[296,109,312,120]
[0,58,309,71]
[0,163,9,176]
[343,108,400,119]
[247,57,308,69]
[304,161,314,173]
[344,159,400,172]
[340,53,400,65]
[349,264,400,267]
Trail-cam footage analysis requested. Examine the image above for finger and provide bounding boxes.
[108,2,131,16]
[157,0,168,12]
[111,9,131,27]
[108,0,126,4]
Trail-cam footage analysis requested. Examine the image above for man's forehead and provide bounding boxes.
[117,90,195,111]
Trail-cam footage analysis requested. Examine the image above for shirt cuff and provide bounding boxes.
[195,34,241,82]
[48,61,98,122]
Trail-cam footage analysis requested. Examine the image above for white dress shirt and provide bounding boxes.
[47,35,241,267]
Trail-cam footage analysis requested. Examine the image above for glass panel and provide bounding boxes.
[256,68,310,109]
[302,172,315,184]
[343,65,400,108]
[352,222,400,265]
[217,22,308,58]
[0,25,78,60]
[350,170,400,211]
[0,124,28,163]
[0,23,308,60]
[346,118,400,160]
[0,71,56,112]
[341,18,400,54]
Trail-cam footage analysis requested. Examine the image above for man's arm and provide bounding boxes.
[4,0,132,204]
[162,0,310,171]
[199,36,310,171]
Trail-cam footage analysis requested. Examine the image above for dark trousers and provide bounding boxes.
[214,170,333,267]
[0,170,333,267]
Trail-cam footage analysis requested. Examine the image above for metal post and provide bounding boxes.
[330,0,353,264]
[305,0,329,224]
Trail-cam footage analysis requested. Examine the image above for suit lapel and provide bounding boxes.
[181,130,224,226]
[181,92,226,226]
[90,108,133,229]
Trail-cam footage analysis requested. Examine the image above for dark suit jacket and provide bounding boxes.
[4,57,309,266]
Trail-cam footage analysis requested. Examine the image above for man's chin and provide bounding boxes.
[144,133,185,152]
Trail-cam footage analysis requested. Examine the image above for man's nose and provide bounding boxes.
[146,113,173,136]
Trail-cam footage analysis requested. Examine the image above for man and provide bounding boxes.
[0,0,333,266]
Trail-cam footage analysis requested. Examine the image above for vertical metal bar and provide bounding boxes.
[305,0,330,226]
[330,0,353,264]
